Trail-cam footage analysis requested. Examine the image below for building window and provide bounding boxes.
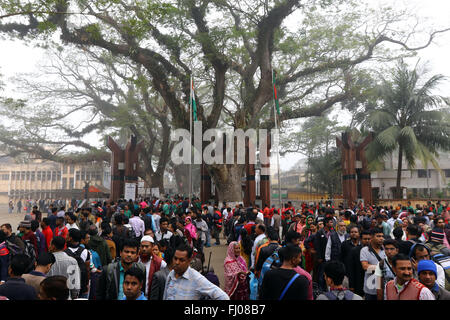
[69,178,74,188]
[445,169,450,178]
[56,171,61,181]
[418,170,429,178]
[63,165,68,174]
[37,171,41,181]
[62,178,67,189]
[1,173,9,180]
[46,171,51,181]
[11,172,15,180]
[75,171,80,181]
[21,171,26,180]
[52,171,57,181]
[31,172,35,181]
[70,165,75,174]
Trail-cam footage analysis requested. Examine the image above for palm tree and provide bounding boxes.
[363,60,450,198]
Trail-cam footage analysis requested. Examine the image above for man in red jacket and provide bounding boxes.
[53,217,68,250]
[40,218,53,251]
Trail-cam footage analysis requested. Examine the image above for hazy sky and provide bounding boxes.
[0,0,449,171]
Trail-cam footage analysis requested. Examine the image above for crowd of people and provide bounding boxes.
[0,196,449,301]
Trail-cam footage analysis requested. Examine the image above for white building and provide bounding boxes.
[371,151,450,199]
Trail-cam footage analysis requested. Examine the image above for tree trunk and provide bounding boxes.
[396,145,403,199]
[208,164,245,203]
[173,164,190,196]
[151,173,165,195]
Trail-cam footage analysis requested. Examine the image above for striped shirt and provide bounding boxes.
[163,267,229,300]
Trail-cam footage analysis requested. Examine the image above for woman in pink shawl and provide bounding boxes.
[184,216,198,248]
[224,241,250,300]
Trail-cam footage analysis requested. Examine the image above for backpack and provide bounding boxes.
[65,247,90,293]
[213,211,222,229]
[431,253,450,291]
[6,239,36,273]
[323,290,354,300]
[260,247,282,286]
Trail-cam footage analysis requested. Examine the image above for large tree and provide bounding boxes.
[360,60,450,198]
[280,114,345,193]
[0,0,448,202]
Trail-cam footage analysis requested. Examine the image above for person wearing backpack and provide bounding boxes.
[375,239,399,300]
[47,236,81,299]
[409,243,447,290]
[18,221,38,266]
[0,230,11,284]
[88,225,112,267]
[259,244,309,300]
[31,220,46,255]
[66,228,91,299]
[212,207,223,245]
[316,260,363,300]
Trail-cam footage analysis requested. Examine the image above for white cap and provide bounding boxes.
[140,235,154,243]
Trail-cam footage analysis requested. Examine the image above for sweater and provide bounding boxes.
[88,235,112,266]
[0,277,37,300]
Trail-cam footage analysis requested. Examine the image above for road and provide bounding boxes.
[0,205,229,289]
[202,235,228,290]
[0,204,23,233]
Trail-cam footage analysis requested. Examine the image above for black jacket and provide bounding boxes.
[96,259,146,300]
[341,239,359,276]
[255,242,281,273]
[347,245,365,297]
[0,277,37,300]
[329,231,349,262]
[149,267,170,300]
[314,228,331,261]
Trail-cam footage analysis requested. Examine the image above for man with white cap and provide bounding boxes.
[138,235,166,298]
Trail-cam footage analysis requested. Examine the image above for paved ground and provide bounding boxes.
[203,235,228,290]
[0,205,229,289]
[0,204,24,232]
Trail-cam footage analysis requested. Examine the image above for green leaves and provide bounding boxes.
[359,59,450,191]
[376,125,399,150]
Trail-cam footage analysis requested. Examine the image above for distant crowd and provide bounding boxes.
[0,197,449,300]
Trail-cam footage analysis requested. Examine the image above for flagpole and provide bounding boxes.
[272,70,282,210]
[189,75,193,205]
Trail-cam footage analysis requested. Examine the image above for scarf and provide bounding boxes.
[184,217,198,240]
[224,241,248,296]
[140,253,151,264]
[305,215,314,229]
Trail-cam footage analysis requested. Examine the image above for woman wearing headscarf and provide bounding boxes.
[184,216,198,248]
[224,241,250,300]
[302,215,316,273]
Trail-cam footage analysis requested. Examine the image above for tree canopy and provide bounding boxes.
[1,0,448,200]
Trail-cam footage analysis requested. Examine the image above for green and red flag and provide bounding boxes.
[190,77,198,121]
[272,70,280,115]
